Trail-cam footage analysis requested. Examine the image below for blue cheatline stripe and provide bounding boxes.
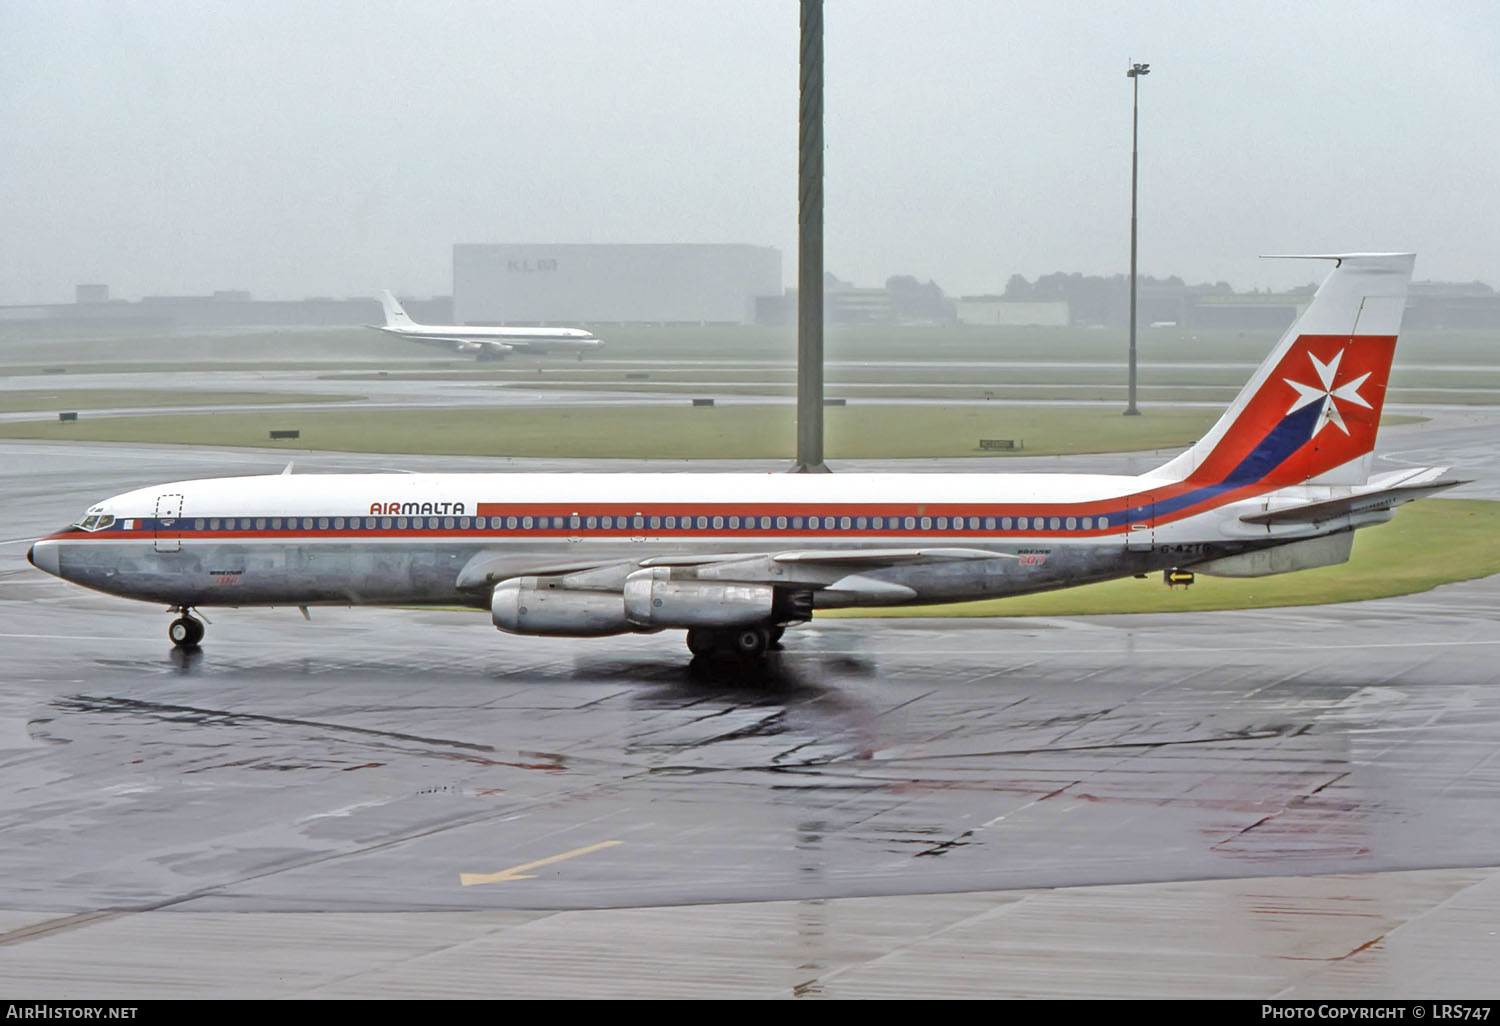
[1102,402,1324,525]
[1220,401,1323,486]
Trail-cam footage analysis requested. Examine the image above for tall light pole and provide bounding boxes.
[1125,60,1150,416]
[792,0,829,472]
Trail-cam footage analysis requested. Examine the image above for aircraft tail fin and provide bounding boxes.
[378,290,417,328]
[1149,253,1415,488]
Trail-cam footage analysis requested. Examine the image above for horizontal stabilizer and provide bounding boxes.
[1240,468,1466,527]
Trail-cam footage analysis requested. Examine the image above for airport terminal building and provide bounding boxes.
[453,244,781,325]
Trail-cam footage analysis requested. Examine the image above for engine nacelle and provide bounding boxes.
[491,576,632,637]
[622,567,776,628]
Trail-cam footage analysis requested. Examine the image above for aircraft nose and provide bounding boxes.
[27,540,59,577]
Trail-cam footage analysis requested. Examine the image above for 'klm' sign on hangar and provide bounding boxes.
[454,244,781,325]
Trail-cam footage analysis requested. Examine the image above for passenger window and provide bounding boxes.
[1098,516,1109,529]
[792,517,804,529]
[984,517,995,530]
[840,516,851,530]
[712,516,724,529]
[808,516,820,530]
[633,516,644,529]
[856,517,867,529]
[381,518,392,529]
[775,516,787,529]
[507,516,518,529]
[904,517,915,529]
[330,518,342,530]
[255,518,266,530]
[396,517,408,529]
[1049,517,1061,530]
[210,519,221,530]
[302,518,313,530]
[649,516,660,529]
[1001,517,1012,529]
[728,516,739,529]
[194,519,205,530]
[663,516,674,529]
[1082,517,1093,529]
[1065,517,1076,530]
[696,516,707,529]
[936,517,947,529]
[920,517,931,529]
[1017,517,1028,529]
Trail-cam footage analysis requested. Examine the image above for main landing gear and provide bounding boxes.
[168,607,206,649]
[685,625,786,661]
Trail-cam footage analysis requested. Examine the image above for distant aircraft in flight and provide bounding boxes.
[370,290,604,360]
[30,255,1458,663]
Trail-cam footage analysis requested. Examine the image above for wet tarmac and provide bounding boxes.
[2,420,1499,996]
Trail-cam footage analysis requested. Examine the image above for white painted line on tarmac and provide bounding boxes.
[0,632,148,642]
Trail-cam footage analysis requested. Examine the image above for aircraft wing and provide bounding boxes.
[403,333,514,354]
[641,547,1012,568]
[456,546,1014,599]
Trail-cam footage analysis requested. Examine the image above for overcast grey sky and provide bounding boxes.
[2,0,1496,305]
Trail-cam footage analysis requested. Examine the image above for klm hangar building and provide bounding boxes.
[453,244,781,325]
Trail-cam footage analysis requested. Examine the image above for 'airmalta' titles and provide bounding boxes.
[369,501,467,516]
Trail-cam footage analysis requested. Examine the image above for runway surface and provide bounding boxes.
[2,416,1498,997]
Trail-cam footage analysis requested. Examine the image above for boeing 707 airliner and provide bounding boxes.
[370,291,603,360]
[29,254,1458,660]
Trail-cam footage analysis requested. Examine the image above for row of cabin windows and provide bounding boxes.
[187,513,1112,532]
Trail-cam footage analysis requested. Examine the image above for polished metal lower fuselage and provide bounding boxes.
[32,533,1248,612]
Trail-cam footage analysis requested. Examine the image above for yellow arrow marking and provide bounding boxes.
[459,840,623,886]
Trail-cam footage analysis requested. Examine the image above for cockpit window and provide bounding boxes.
[74,511,115,532]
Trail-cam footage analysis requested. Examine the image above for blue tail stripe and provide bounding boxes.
[1221,401,1323,486]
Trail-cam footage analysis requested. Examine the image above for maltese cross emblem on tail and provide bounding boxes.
[1284,350,1372,437]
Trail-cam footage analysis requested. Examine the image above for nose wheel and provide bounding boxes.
[168,610,205,649]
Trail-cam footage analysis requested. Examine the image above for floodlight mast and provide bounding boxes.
[1125,61,1150,416]
[793,0,829,472]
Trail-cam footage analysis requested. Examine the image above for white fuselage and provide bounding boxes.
[27,468,1338,615]
[374,322,603,355]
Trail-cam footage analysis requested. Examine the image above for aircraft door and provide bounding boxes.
[1124,494,1154,552]
[154,493,184,553]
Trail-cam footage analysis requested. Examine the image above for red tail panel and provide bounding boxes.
[1185,333,1396,486]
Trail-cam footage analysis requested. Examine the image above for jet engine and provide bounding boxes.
[491,576,631,637]
[622,567,778,629]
